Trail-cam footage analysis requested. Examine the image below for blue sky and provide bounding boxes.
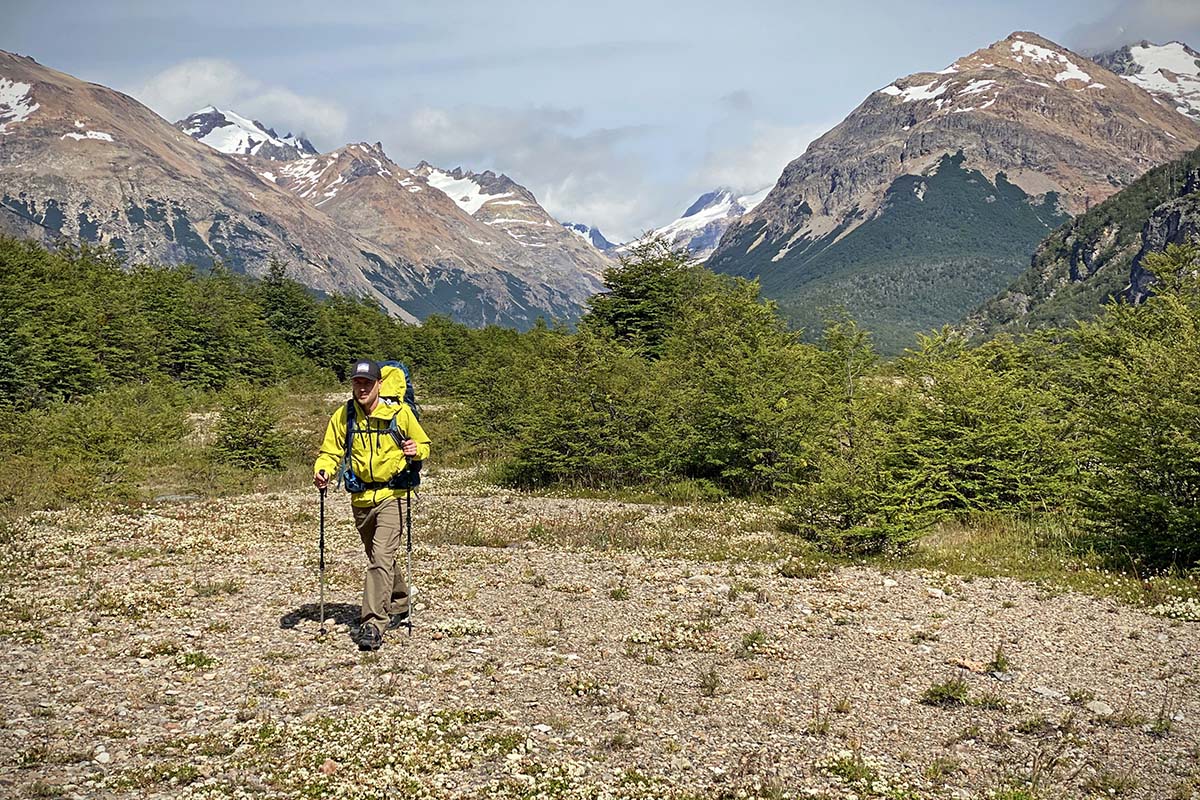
[5,0,1199,240]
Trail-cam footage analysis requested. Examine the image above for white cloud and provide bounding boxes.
[692,121,829,197]
[133,59,348,148]
[374,102,835,242]
[1064,0,1200,53]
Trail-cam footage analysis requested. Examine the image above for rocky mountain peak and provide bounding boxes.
[562,222,618,252]
[1090,40,1200,122]
[411,161,538,215]
[682,189,735,218]
[176,106,318,161]
[707,31,1200,351]
[623,186,770,261]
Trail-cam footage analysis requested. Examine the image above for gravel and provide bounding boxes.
[1,469,1197,799]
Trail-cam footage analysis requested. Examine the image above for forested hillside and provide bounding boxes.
[974,145,1200,333]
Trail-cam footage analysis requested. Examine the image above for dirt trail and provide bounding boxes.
[2,469,1197,799]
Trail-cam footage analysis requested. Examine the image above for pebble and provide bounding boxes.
[926,587,946,599]
[882,578,898,589]
[95,752,112,765]
[1085,700,1114,716]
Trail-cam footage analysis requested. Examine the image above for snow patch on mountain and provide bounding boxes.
[278,155,334,200]
[178,106,317,159]
[422,168,514,215]
[0,77,38,135]
[61,130,114,142]
[1010,36,1094,84]
[882,79,953,102]
[962,79,997,95]
[1123,42,1200,121]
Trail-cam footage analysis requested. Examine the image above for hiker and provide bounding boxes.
[313,359,431,651]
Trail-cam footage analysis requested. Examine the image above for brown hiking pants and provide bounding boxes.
[353,498,410,634]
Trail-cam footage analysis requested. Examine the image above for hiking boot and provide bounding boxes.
[387,608,410,630]
[357,623,382,651]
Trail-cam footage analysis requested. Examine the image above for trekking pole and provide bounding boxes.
[318,483,328,637]
[405,488,414,637]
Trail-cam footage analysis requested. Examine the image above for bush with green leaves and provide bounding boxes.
[212,384,289,472]
[1070,244,1200,568]
[0,381,190,509]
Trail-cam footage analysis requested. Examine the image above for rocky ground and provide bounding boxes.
[2,467,1197,799]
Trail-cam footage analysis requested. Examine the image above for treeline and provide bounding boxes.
[461,240,1200,570]
[2,235,1198,570]
[0,236,534,508]
[0,236,521,406]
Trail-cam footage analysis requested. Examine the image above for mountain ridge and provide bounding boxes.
[706,31,1200,351]
[970,145,1200,334]
[0,52,606,329]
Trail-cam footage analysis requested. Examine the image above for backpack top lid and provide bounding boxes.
[379,363,408,399]
[378,361,419,418]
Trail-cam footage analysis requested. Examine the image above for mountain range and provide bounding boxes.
[706,32,1200,350]
[3,32,1200,343]
[0,51,607,328]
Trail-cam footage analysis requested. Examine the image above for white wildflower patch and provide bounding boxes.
[431,617,492,637]
[1150,596,1200,621]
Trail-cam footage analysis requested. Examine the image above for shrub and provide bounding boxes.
[212,384,288,471]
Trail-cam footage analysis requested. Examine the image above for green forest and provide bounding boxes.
[2,234,1200,578]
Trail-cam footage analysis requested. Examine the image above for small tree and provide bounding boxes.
[583,238,703,358]
[212,384,288,471]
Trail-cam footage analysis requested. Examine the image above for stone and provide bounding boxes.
[882,578,899,589]
[1085,700,1114,716]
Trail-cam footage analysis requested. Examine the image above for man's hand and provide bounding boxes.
[402,439,418,458]
[314,469,330,490]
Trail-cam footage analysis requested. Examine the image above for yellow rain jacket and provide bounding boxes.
[314,399,432,507]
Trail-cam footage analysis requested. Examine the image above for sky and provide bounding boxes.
[5,0,1200,242]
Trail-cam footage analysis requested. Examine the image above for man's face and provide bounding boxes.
[351,377,381,408]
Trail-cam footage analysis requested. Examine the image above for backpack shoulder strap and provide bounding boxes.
[342,399,357,461]
[385,407,406,449]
